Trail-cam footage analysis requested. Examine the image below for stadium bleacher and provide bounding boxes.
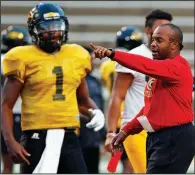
[1,1,194,73]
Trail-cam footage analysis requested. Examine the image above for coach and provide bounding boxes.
[90,23,195,173]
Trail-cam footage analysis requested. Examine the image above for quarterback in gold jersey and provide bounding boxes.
[1,3,105,174]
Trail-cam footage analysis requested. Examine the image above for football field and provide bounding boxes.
[1,149,194,173]
[99,151,195,174]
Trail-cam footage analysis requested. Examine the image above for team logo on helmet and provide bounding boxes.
[43,12,60,20]
[130,32,142,41]
[27,11,34,23]
[7,31,24,40]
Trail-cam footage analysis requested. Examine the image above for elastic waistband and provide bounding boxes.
[24,127,77,134]
[147,122,193,136]
[64,127,77,132]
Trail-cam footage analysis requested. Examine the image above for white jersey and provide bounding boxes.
[1,54,22,114]
[115,44,153,128]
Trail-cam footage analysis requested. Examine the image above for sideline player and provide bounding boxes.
[1,3,105,174]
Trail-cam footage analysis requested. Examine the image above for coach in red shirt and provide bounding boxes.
[90,23,195,173]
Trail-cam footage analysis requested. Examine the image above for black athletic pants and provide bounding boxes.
[21,129,88,174]
[146,123,195,174]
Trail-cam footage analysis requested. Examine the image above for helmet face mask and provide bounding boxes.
[35,19,67,53]
[27,3,69,53]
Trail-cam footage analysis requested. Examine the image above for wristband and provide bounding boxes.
[106,132,116,138]
[107,130,116,133]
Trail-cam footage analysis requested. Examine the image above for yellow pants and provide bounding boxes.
[123,130,147,173]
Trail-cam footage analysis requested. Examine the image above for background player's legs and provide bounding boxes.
[120,150,134,173]
[116,128,134,173]
[123,130,147,173]
[57,131,88,174]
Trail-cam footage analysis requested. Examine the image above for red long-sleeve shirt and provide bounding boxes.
[111,51,194,135]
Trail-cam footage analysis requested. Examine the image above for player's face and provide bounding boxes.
[147,19,171,46]
[36,19,66,44]
[150,26,172,60]
[41,31,62,44]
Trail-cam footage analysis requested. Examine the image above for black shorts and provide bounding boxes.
[20,129,88,174]
[1,114,22,155]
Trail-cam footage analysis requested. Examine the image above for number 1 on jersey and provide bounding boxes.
[52,66,65,101]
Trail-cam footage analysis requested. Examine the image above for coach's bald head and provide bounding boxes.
[150,23,183,60]
[160,23,183,50]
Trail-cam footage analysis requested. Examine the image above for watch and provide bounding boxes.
[108,48,115,60]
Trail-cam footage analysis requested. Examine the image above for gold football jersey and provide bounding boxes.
[3,44,91,131]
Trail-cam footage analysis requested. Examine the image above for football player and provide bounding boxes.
[1,25,32,173]
[100,26,143,173]
[1,3,105,174]
[103,10,173,173]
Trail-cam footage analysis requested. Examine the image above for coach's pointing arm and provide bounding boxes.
[89,43,183,83]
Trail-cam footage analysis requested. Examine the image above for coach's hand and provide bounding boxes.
[6,139,31,165]
[111,130,127,151]
[105,132,116,153]
[86,109,105,132]
[89,43,112,59]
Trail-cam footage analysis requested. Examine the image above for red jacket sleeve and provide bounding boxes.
[113,51,182,83]
[121,107,144,135]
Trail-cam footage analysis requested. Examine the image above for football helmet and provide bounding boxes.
[116,26,143,51]
[27,3,69,53]
[1,25,32,53]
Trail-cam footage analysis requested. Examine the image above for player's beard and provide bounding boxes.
[37,32,62,53]
[39,40,61,53]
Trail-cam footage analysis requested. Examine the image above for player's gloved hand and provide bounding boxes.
[86,109,105,132]
[105,132,116,153]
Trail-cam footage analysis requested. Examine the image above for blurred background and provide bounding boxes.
[1,1,194,174]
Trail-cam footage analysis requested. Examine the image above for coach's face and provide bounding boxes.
[150,26,172,60]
